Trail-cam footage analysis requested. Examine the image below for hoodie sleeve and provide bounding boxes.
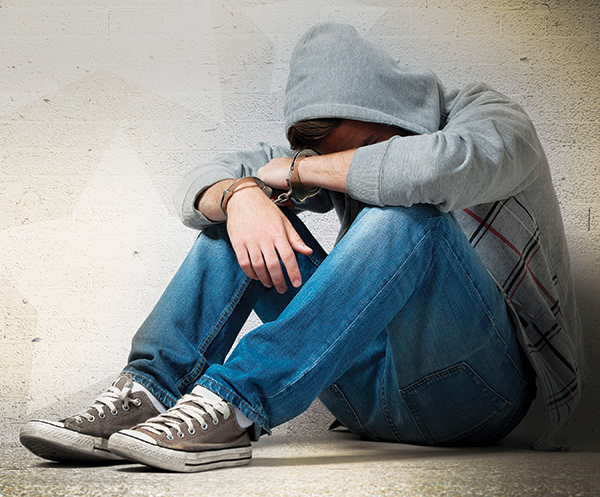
[173,142,333,230]
[346,83,542,211]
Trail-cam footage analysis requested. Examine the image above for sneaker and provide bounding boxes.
[107,390,252,472]
[19,373,162,462]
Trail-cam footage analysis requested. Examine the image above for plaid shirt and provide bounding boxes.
[455,186,583,449]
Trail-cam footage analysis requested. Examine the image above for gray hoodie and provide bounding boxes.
[174,23,583,449]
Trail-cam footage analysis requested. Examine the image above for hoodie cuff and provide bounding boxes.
[345,141,388,206]
[173,166,235,230]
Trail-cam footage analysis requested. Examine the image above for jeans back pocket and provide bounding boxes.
[401,362,510,445]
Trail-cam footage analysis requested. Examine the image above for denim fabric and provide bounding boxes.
[172,23,581,447]
[125,204,534,445]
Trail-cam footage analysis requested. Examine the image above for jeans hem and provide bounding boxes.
[198,376,272,437]
[123,368,179,409]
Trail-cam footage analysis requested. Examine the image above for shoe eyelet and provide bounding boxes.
[167,434,174,441]
[122,405,130,411]
[177,432,184,438]
[134,399,142,407]
[88,416,95,423]
[76,419,83,424]
[188,428,196,435]
[200,423,208,431]
[110,410,118,416]
[98,413,106,419]
[213,419,219,425]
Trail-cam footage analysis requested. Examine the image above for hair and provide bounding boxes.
[287,118,343,151]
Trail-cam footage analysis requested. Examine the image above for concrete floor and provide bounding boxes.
[2,429,600,497]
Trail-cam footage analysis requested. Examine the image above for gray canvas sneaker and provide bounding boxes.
[20,373,161,462]
[108,389,252,472]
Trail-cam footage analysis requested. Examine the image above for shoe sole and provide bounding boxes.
[108,432,252,472]
[20,420,123,462]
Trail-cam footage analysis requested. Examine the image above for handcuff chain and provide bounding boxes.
[274,190,292,204]
[273,149,320,205]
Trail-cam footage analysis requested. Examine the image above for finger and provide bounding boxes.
[233,244,260,281]
[263,247,288,294]
[284,222,313,256]
[248,246,274,289]
[276,241,302,289]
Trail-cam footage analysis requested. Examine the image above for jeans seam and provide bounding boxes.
[484,379,534,445]
[176,276,253,391]
[306,251,323,268]
[401,362,511,445]
[199,276,254,355]
[441,233,529,386]
[329,384,378,440]
[381,371,403,442]
[441,234,506,345]
[263,226,433,400]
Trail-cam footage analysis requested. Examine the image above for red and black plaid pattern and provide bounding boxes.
[455,197,581,446]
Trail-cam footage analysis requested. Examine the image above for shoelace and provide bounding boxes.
[137,395,231,440]
[72,379,141,423]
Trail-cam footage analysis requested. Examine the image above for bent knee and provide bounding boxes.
[343,204,448,246]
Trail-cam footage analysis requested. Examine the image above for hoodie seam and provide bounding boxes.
[377,139,395,206]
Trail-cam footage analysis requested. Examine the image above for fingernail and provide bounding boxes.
[293,279,302,287]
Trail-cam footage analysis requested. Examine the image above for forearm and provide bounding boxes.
[197,148,355,222]
[297,149,356,193]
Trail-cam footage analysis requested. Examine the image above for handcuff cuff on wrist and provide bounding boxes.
[273,148,321,205]
[220,177,272,217]
[219,148,321,218]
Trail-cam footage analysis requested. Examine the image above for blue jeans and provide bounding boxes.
[124,204,534,445]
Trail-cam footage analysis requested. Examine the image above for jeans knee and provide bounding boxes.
[360,204,441,223]
[344,204,446,247]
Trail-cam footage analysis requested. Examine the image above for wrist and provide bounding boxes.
[293,155,316,188]
[280,149,321,203]
[221,177,272,217]
[196,179,236,223]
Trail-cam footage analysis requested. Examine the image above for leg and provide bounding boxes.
[20,210,327,463]
[319,209,535,446]
[200,205,534,444]
[124,214,326,408]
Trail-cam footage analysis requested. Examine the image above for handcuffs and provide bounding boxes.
[220,149,321,217]
[273,148,321,205]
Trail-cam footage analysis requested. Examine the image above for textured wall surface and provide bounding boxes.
[1,0,598,448]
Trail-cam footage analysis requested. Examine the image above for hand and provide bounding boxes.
[225,185,312,293]
[257,157,293,190]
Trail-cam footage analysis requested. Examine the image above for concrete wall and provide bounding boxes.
[1,0,598,448]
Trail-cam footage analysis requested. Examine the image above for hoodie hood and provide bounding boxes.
[284,23,443,135]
